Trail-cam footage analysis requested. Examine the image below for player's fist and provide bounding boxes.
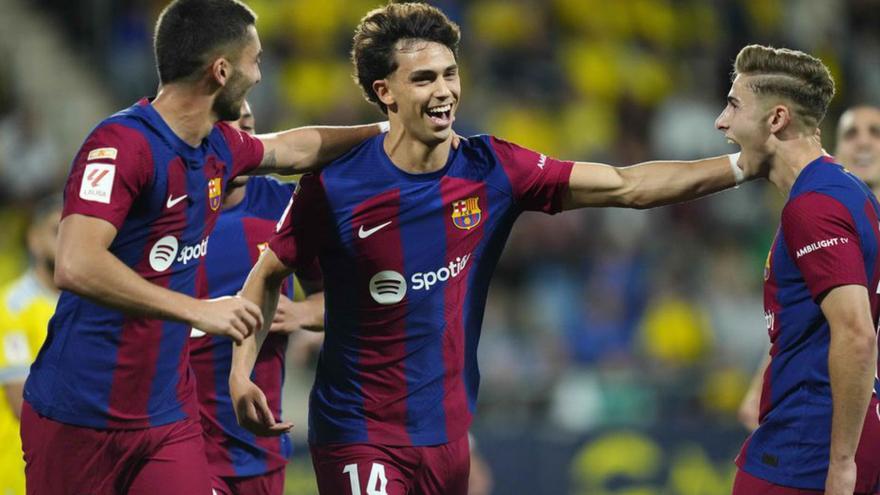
[190,296,263,344]
[230,374,293,437]
[270,295,324,334]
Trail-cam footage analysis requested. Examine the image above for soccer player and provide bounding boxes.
[20,1,382,493]
[0,197,60,495]
[715,47,880,495]
[190,100,323,495]
[837,105,880,195]
[229,4,759,494]
[738,104,880,433]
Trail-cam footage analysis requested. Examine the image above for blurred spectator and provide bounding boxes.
[0,195,61,495]
[0,103,61,202]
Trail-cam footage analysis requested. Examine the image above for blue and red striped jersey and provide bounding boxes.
[269,134,573,446]
[737,156,880,489]
[24,99,264,429]
[189,176,297,477]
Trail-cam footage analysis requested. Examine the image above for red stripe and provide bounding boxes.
[106,157,189,427]
[760,232,782,423]
[351,188,411,444]
[439,177,484,440]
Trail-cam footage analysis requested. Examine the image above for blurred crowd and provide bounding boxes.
[3,0,880,443]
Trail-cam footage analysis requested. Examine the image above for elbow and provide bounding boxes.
[53,252,87,293]
[837,325,878,358]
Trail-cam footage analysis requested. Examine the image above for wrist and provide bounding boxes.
[728,152,744,185]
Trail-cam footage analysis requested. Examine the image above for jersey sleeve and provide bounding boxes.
[217,122,265,177]
[489,136,574,213]
[62,123,153,229]
[267,173,328,270]
[781,192,867,301]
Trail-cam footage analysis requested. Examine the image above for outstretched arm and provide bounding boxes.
[230,247,296,436]
[252,123,385,175]
[563,154,746,210]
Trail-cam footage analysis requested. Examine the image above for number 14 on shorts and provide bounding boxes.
[343,462,389,495]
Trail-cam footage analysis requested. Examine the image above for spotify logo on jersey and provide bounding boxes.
[369,270,406,305]
[149,235,179,272]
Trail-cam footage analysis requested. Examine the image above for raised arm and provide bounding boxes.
[230,247,295,436]
[822,285,876,495]
[563,155,746,210]
[55,215,261,343]
[252,123,385,175]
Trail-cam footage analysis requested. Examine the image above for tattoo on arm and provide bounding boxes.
[261,148,277,169]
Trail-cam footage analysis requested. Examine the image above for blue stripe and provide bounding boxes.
[309,172,368,444]
[399,182,449,444]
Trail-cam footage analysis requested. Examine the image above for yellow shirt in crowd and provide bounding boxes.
[0,271,56,495]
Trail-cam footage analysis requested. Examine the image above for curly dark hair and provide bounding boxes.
[351,3,461,114]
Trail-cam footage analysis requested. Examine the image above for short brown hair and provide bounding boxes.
[351,3,461,114]
[155,0,257,84]
[733,44,835,128]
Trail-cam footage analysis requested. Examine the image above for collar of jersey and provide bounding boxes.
[137,98,213,164]
[789,155,838,198]
[376,134,458,182]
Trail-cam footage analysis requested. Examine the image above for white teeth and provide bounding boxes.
[428,104,452,115]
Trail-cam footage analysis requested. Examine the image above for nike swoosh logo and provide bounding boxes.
[166,194,188,208]
[358,221,392,239]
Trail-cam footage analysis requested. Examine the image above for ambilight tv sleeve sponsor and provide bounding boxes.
[781,191,867,301]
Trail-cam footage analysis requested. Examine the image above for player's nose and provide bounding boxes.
[433,78,452,100]
[715,112,728,131]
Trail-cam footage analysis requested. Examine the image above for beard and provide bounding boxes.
[214,72,250,122]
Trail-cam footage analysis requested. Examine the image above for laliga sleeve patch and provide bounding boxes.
[87,147,118,161]
[79,163,116,204]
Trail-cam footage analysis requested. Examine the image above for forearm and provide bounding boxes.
[828,326,876,462]
[56,248,200,324]
[564,155,741,210]
[233,262,285,378]
[256,123,382,174]
[620,156,738,208]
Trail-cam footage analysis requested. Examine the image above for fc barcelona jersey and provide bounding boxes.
[25,99,264,429]
[269,134,573,446]
[737,156,880,489]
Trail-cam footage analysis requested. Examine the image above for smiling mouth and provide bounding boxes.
[426,103,453,127]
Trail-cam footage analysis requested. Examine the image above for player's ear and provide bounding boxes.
[211,58,231,87]
[374,79,395,109]
[768,104,791,134]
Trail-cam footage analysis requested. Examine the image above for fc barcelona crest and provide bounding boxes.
[208,177,223,211]
[452,197,482,230]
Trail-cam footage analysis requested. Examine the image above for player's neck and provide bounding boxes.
[767,136,826,196]
[383,126,451,174]
[152,85,217,147]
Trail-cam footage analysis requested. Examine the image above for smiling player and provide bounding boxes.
[229,4,762,494]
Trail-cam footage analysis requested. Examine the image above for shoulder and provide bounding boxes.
[326,133,383,171]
